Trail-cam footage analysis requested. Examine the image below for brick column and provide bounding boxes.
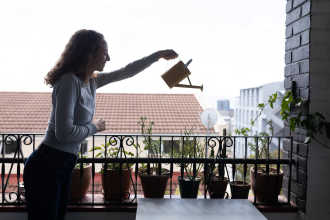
[306,0,330,219]
[284,0,330,218]
[283,0,311,212]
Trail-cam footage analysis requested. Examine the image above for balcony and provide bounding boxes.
[0,133,298,220]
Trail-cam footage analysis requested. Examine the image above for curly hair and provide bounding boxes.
[45,29,105,86]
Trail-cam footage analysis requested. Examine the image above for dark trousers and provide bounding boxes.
[23,144,77,220]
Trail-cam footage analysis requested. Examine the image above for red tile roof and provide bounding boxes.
[0,92,212,134]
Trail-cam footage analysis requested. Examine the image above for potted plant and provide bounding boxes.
[237,128,284,204]
[175,128,204,198]
[251,132,283,204]
[70,153,92,202]
[229,164,250,199]
[91,141,135,201]
[234,92,286,204]
[137,117,170,198]
[205,145,229,199]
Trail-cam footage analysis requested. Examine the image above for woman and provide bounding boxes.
[23,29,178,220]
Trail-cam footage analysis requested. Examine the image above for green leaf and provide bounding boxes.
[96,152,103,158]
[92,146,102,151]
[234,129,241,135]
[289,117,297,131]
[257,103,265,109]
[268,93,278,109]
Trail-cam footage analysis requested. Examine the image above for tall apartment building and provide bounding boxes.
[233,81,284,157]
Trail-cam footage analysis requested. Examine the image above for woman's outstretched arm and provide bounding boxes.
[94,49,177,89]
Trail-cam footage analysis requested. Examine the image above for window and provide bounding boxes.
[162,140,180,154]
[162,139,196,154]
[1,140,18,154]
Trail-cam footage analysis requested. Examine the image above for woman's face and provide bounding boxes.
[93,41,110,72]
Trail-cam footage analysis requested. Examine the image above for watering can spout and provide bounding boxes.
[175,83,203,91]
[161,59,203,91]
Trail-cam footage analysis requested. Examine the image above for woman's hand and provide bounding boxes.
[155,49,178,60]
[94,119,106,132]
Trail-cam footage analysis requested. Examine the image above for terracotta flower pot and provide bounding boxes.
[207,176,229,199]
[139,174,169,198]
[102,168,132,201]
[250,167,283,204]
[230,181,250,199]
[70,165,92,202]
[178,176,201,198]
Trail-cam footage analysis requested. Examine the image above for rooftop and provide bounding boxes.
[0,92,211,134]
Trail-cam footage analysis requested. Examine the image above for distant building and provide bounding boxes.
[233,81,284,157]
[215,99,234,135]
[217,100,230,111]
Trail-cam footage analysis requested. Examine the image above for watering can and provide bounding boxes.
[161,59,203,91]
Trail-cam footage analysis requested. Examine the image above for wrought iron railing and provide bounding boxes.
[0,133,293,208]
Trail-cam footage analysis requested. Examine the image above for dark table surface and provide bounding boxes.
[136,198,267,220]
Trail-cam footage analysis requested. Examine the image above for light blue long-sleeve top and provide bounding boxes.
[43,53,159,155]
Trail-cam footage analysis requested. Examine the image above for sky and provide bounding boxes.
[0,0,286,109]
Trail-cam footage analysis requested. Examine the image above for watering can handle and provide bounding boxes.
[184,59,193,86]
[185,59,192,67]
